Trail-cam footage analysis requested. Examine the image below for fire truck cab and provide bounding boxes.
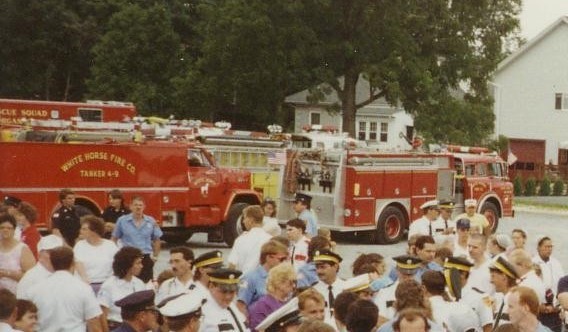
[276,146,514,244]
[0,139,260,246]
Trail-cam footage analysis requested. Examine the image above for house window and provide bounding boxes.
[380,122,388,142]
[310,112,321,125]
[358,121,366,141]
[369,122,377,141]
[555,93,568,110]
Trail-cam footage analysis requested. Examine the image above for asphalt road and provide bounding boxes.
[154,210,568,279]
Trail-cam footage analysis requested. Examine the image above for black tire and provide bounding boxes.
[375,206,406,244]
[223,203,248,247]
[161,230,193,244]
[480,201,500,233]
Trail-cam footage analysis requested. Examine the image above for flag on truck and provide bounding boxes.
[267,151,286,165]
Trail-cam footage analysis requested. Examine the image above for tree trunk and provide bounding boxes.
[341,70,359,137]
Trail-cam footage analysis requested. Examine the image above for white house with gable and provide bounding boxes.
[285,77,414,150]
[492,16,568,168]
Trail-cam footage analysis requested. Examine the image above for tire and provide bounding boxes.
[480,201,500,233]
[375,206,406,244]
[161,230,193,244]
[223,203,248,247]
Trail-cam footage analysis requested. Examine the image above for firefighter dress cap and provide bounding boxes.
[193,250,223,269]
[344,273,372,293]
[256,297,302,332]
[115,290,156,313]
[489,256,520,280]
[312,249,342,265]
[208,267,243,291]
[392,255,423,275]
[294,193,312,204]
[445,302,479,331]
[3,196,21,207]
[159,292,206,318]
[438,199,454,209]
[37,235,64,252]
[495,233,513,250]
[419,200,439,210]
[443,256,473,272]
[465,199,478,207]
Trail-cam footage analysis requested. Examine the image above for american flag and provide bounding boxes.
[267,151,287,165]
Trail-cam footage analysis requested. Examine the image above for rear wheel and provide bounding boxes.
[480,201,500,233]
[375,206,406,244]
[223,203,248,247]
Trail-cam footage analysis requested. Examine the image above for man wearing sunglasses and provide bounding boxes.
[237,240,289,315]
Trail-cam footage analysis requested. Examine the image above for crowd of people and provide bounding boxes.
[0,191,567,332]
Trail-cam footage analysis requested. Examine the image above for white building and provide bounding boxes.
[285,77,414,150]
[492,16,568,165]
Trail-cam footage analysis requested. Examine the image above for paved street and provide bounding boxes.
[155,210,568,279]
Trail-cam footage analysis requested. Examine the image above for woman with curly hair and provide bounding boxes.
[97,246,145,329]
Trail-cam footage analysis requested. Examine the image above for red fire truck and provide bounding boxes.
[275,144,514,244]
[0,139,260,246]
[0,99,137,125]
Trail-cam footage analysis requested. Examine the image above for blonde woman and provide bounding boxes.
[249,262,297,331]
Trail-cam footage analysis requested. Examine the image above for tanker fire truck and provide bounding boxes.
[274,145,514,244]
[0,139,260,246]
[0,99,137,126]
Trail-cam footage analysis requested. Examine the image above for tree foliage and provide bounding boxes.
[0,0,522,140]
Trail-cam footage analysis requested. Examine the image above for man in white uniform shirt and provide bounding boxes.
[532,236,564,331]
[432,200,456,243]
[28,246,103,332]
[443,256,494,332]
[312,249,346,328]
[408,200,440,238]
[227,205,272,274]
[156,246,206,305]
[374,255,422,321]
[465,233,494,294]
[17,234,63,299]
[200,268,249,332]
[509,249,546,304]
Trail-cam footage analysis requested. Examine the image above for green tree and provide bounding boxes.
[553,180,565,196]
[0,0,125,100]
[87,4,182,115]
[173,0,319,128]
[525,177,537,197]
[539,177,551,196]
[513,175,523,196]
[300,0,521,137]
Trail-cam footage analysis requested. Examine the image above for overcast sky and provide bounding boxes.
[520,0,568,40]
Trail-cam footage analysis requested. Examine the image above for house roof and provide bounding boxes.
[285,76,391,106]
[496,16,568,73]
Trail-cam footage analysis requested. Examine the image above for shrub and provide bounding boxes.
[525,177,537,196]
[539,177,551,196]
[513,176,523,196]
[553,180,565,196]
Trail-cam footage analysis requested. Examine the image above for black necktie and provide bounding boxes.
[328,285,335,308]
[291,245,296,265]
[227,306,244,332]
[429,223,432,236]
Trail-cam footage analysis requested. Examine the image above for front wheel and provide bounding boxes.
[223,203,248,247]
[480,201,500,233]
[375,206,406,244]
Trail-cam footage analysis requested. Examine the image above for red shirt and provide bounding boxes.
[21,225,41,260]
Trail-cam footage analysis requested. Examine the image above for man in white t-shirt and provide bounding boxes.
[465,233,494,295]
[17,235,63,299]
[227,205,272,274]
[27,246,103,332]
